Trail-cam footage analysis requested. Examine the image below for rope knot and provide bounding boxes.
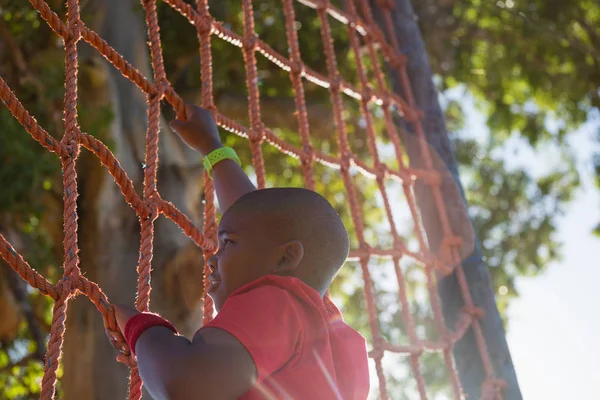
[349,18,367,33]
[369,336,385,359]
[463,305,485,320]
[413,108,425,122]
[67,20,82,42]
[392,236,406,254]
[302,144,315,164]
[370,26,386,44]
[151,80,168,100]
[390,54,406,69]
[429,255,454,276]
[249,122,265,144]
[375,162,387,182]
[380,92,391,110]
[145,198,160,220]
[196,15,213,35]
[481,378,507,400]
[57,274,78,296]
[63,139,79,159]
[443,235,463,249]
[368,347,384,360]
[244,34,258,52]
[329,75,342,93]
[422,170,442,186]
[289,59,305,77]
[376,0,395,10]
[362,85,374,104]
[206,104,218,115]
[339,152,352,172]
[315,0,330,11]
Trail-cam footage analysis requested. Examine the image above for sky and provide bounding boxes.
[360,87,600,399]
[459,91,600,399]
[354,82,600,398]
[506,122,600,399]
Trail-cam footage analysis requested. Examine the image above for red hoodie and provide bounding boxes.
[204,275,370,399]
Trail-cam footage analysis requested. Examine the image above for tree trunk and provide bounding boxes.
[372,1,522,399]
[62,1,205,398]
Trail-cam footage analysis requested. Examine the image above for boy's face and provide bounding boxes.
[207,210,282,312]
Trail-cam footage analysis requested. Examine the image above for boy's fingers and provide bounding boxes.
[116,353,137,368]
[112,304,140,332]
[196,105,209,117]
[104,328,120,348]
[199,107,216,124]
[169,119,183,132]
[185,103,197,121]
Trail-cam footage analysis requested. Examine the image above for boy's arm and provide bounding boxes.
[112,305,257,400]
[170,105,256,212]
[136,327,257,400]
[112,286,303,399]
[210,158,257,213]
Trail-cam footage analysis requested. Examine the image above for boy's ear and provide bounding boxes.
[273,240,304,275]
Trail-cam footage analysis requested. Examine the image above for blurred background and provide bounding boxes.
[0,0,598,399]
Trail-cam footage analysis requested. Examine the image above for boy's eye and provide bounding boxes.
[222,238,233,246]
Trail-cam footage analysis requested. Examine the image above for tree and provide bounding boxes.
[386,0,597,397]
[0,1,379,397]
[413,0,597,246]
[371,0,522,398]
[0,0,593,398]
[0,0,205,398]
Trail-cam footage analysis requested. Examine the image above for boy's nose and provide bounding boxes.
[207,254,217,273]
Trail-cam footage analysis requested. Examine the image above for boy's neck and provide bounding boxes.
[269,272,328,298]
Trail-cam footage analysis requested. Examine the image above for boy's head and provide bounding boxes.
[207,188,349,311]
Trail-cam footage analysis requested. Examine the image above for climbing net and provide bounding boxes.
[0,0,505,399]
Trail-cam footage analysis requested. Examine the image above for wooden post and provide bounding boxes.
[371,1,523,398]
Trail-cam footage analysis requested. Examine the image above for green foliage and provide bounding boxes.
[414,0,597,321]
[454,136,580,315]
[431,0,599,135]
[0,292,56,400]
[416,0,599,231]
[0,0,596,398]
[0,2,107,398]
[0,111,56,212]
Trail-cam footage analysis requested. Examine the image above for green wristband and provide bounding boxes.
[203,147,241,177]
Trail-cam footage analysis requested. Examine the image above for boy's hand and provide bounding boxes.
[170,104,223,155]
[105,304,140,367]
[171,103,257,213]
[113,304,140,332]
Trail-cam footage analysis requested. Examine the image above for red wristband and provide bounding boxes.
[124,313,178,356]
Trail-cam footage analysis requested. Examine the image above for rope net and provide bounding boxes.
[0,0,504,399]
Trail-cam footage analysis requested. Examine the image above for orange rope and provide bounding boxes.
[196,0,216,325]
[0,0,505,399]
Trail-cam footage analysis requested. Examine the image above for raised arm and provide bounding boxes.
[170,104,256,212]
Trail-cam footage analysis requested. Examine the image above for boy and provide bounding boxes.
[109,105,370,399]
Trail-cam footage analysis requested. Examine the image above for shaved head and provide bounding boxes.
[222,188,350,291]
